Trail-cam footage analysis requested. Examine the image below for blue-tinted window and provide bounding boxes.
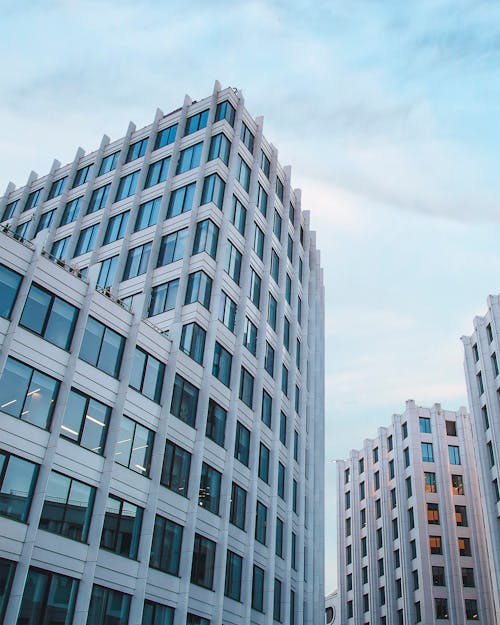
[185,270,212,309]
[23,189,41,212]
[261,151,270,178]
[201,173,225,208]
[154,124,178,150]
[193,219,219,258]
[185,110,209,135]
[225,241,242,284]
[98,151,120,176]
[142,601,174,625]
[215,101,236,126]
[61,196,82,224]
[35,209,55,235]
[126,138,148,162]
[48,176,67,199]
[268,294,277,331]
[0,450,39,522]
[273,209,282,239]
[230,482,246,530]
[422,442,434,463]
[180,322,206,364]
[150,514,183,574]
[176,142,203,174]
[208,133,231,165]
[135,197,161,231]
[270,249,279,283]
[191,533,216,589]
[212,342,232,386]
[249,269,261,308]
[74,224,99,256]
[88,184,111,213]
[0,557,16,621]
[103,210,129,244]
[237,156,251,192]
[448,445,461,465]
[243,317,257,355]
[252,565,265,612]
[257,184,268,217]
[218,291,237,332]
[97,256,118,289]
[2,199,18,221]
[145,157,170,188]
[258,443,270,483]
[240,122,254,153]
[170,374,199,427]
[79,317,125,378]
[115,171,140,201]
[130,348,165,403]
[262,390,272,427]
[61,387,111,455]
[51,236,70,260]
[167,182,196,218]
[253,223,264,259]
[157,228,187,265]
[101,494,143,559]
[123,242,152,280]
[280,411,287,446]
[148,278,179,316]
[285,273,291,304]
[224,550,243,601]
[0,264,22,319]
[264,342,275,376]
[282,364,289,396]
[276,177,284,202]
[255,501,267,544]
[73,164,93,188]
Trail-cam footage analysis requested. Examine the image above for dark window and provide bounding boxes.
[157,228,187,266]
[218,291,237,332]
[224,550,243,601]
[240,122,254,153]
[276,177,284,202]
[257,183,268,216]
[455,505,468,526]
[51,237,70,260]
[261,151,270,178]
[243,317,258,355]
[170,374,199,427]
[100,494,143,559]
[187,614,210,625]
[0,357,60,429]
[193,219,219,258]
[2,199,18,221]
[215,100,236,126]
[0,264,22,319]
[87,584,131,625]
[161,440,191,497]
[234,422,250,466]
[225,241,242,284]
[73,164,93,188]
[236,155,251,192]
[23,189,41,212]
[270,249,279,283]
[0,558,15,622]
[252,565,265,612]
[126,138,148,162]
[273,578,282,622]
[198,462,221,515]
[253,222,265,259]
[230,482,247,530]
[261,389,272,427]
[435,598,448,620]
[18,568,78,625]
[452,474,464,495]
[60,387,110,454]
[462,567,475,587]
[458,537,471,556]
[231,195,247,234]
[60,196,82,224]
[142,601,174,625]
[114,416,154,476]
[150,514,183,575]
[429,536,442,555]
[432,565,445,586]
[212,341,232,386]
[0,450,39,522]
[255,500,267,544]
[446,420,457,436]
[258,443,270,483]
[264,342,275,377]
[268,294,277,331]
[425,471,437,493]
[465,599,478,620]
[276,517,284,557]
[154,124,177,150]
[427,502,439,524]
[206,399,226,447]
[89,183,111,214]
[239,367,254,408]
[191,533,216,589]
[281,364,288,396]
[167,182,196,218]
[79,317,125,377]
[35,209,55,235]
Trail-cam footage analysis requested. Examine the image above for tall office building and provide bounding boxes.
[336,401,494,625]
[0,82,325,625]
[462,296,500,621]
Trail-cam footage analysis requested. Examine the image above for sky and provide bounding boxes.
[2,0,500,592]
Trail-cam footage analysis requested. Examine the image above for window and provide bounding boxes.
[270,249,279,283]
[292,479,298,513]
[215,100,236,125]
[249,269,261,308]
[74,224,99,256]
[155,124,177,149]
[276,517,284,557]
[462,566,475,587]
[79,317,125,377]
[395,548,402,567]
[446,420,457,436]
[435,598,448,620]
[264,342,275,376]
[208,132,231,165]
[35,209,55,234]
[23,188,41,212]
[294,430,299,461]
[253,223,264,259]
[236,155,251,192]
[191,533,216,589]
[377,527,383,548]
[142,601,174,625]
[273,578,282,622]
[477,372,484,394]
[448,445,461,465]
[123,242,152,280]
[234,422,250,465]
[0,450,38,522]
[48,176,67,199]
[297,296,302,324]
[39,471,95,541]
[452,474,464,495]
[429,536,442,554]
[257,183,268,216]
[231,195,247,235]
[170,373,199,427]
[465,599,478,620]
[346,544,352,564]
[18,568,78,625]
[406,476,412,497]
[389,459,395,479]
[287,234,293,261]
[458,537,471,556]
[273,210,282,240]
[487,322,494,342]
[261,151,270,177]
[243,317,258,355]
[157,227,187,265]
[185,110,209,135]
[425,471,437,493]
[401,421,408,438]
[390,488,396,508]
[97,256,118,289]
[135,197,161,231]
[360,482,366,501]
[103,210,129,243]
[255,500,267,544]
[218,291,237,332]
[268,294,277,330]
[291,532,297,569]
[278,462,285,498]
[281,364,289,396]
[375,498,381,518]
[283,317,290,351]
[0,558,15,622]
[61,196,82,224]
[176,143,202,174]
[345,491,351,510]
[258,443,270,483]
[0,357,60,429]
[98,151,120,175]
[193,218,219,258]
[20,284,78,350]
[201,173,225,208]
[0,264,22,319]
[145,157,171,188]
[161,440,191,496]
[148,278,179,316]
[2,199,18,221]
[167,182,196,218]
[240,122,254,152]
[126,138,148,162]
[252,565,265,612]
[73,164,93,187]
[225,241,242,284]
[421,442,434,462]
[404,447,411,467]
[101,494,143,558]
[361,536,367,556]
[114,416,154,476]
[115,170,140,201]
[261,389,272,427]
[225,550,243,601]
[432,565,445,586]
[180,318,207,362]
[285,274,292,304]
[230,482,247,530]
[88,584,131,625]
[427,502,440,524]
[60,387,110,454]
[13,220,28,239]
[199,462,222,515]
[185,271,212,310]
[206,399,226,447]
[239,366,254,408]
[279,411,287,446]
[276,177,284,202]
[473,343,479,362]
[212,342,232,386]
[455,505,468,526]
[488,441,495,467]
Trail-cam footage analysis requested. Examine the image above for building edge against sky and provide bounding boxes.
[0,81,325,625]
[336,400,495,625]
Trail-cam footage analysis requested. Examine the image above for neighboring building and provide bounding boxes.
[325,590,340,625]
[336,400,494,625]
[462,297,500,621]
[0,82,325,625]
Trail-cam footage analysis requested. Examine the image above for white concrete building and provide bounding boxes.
[0,82,325,625]
[336,401,494,625]
[462,297,500,622]
[325,590,340,625]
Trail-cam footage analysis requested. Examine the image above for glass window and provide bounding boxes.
[193,219,219,258]
[60,387,111,454]
[225,550,243,601]
[123,242,152,280]
[145,157,171,188]
[206,399,226,447]
[170,373,199,427]
[103,210,129,244]
[458,537,471,556]
[2,199,18,221]
[114,415,154,476]
[276,177,284,203]
[51,236,70,260]
[239,367,254,408]
[88,183,111,213]
[285,274,292,304]
[98,151,120,176]
[225,241,242,284]
[135,197,161,231]
[39,471,95,541]
[230,482,246,530]
[23,189,41,212]
[150,514,183,575]
[208,132,231,165]
[249,269,261,308]
[130,348,165,403]
[20,283,78,350]
[180,322,206,364]
[199,462,222,515]
[297,296,302,324]
[35,209,56,235]
[185,110,209,135]
[161,439,191,497]
[167,182,196,218]
[287,234,293,262]
[268,294,277,331]
[252,565,265,612]
[452,474,464,495]
[97,256,118,289]
[294,431,299,461]
[158,228,187,266]
[154,124,178,150]
[455,505,468,526]
[261,151,270,178]
[74,224,99,256]
[218,291,237,332]
[142,601,174,625]
[185,271,212,309]
[215,100,236,126]
[446,420,457,436]
[435,598,448,620]
[292,479,298,513]
[253,223,264,259]
[264,342,275,377]
[283,317,290,352]
[448,445,461,465]
[421,442,434,462]
[234,421,250,466]
[279,411,287,446]
[18,568,78,625]
[277,462,285,499]
[465,599,478,620]
[212,342,232,386]
[261,389,272,427]
[100,494,143,559]
[273,209,282,239]
[0,557,15,622]
[255,500,267,544]
[79,317,125,377]
[191,533,216,589]
[73,164,93,188]
[48,176,67,199]
[87,584,131,625]
[0,264,22,319]
[270,249,279,284]
[237,155,251,192]
[240,122,254,153]
[257,183,268,216]
[273,578,282,622]
[429,536,442,554]
[201,173,225,208]
[419,417,431,433]
[0,450,38,522]
[425,471,437,493]
[281,364,288,396]
[432,565,445,586]
[115,171,140,201]
[0,357,60,429]
[176,142,203,174]
[60,196,82,225]
[258,443,270,483]
[187,614,210,625]
[126,138,148,162]
[427,502,440,524]
[230,196,247,235]
[243,318,257,355]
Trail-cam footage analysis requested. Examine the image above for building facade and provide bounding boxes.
[0,82,325,625]
[336,401,494,625]
[462,296,500,621]
[325,590,340,625]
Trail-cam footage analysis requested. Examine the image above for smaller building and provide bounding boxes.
[336,400,495,625]
[325,590,340,625]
